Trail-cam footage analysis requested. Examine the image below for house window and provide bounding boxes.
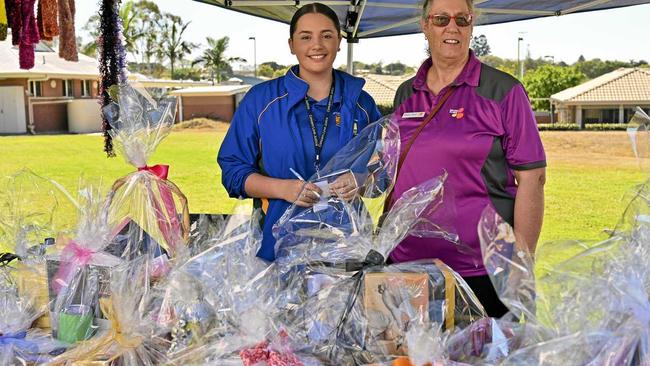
[29,81,42,97]
[600,109,617,123]
[584,108,618,124]
[627,107,650,123]
[63,80,74,97]
[81,80,91,97]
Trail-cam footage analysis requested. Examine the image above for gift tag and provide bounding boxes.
[313,180,330,213]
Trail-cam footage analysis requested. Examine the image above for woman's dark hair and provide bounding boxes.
[289,3,341,38]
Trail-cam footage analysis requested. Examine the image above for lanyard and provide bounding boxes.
[304,80,335,171]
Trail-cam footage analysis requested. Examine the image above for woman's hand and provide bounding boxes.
[284,179,323,207]
[330,172,358,201]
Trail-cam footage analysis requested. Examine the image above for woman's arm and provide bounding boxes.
[499,82,547,257]
[513,167,546,255]
[217,92,262,199]
[244,173,322,208]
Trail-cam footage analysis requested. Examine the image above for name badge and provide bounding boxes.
[401,111,426,119]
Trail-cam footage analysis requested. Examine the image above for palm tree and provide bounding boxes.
[134,0,162,64]
[192,36,246,84]
[80,0,153,60]
[132,0,162,67]
[158,14,196,79]
[119,0,145,56]
[80,14,100,57]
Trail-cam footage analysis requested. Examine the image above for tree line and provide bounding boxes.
[483,55,648,110]
[80,0,245,83]
[80,5,648,109]
[469,35,648,111]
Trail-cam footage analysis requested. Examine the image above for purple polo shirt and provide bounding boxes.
[389,51,546,277]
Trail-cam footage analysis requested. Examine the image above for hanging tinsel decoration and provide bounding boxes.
[37,0,59,41]
[0,0,8,41]
[58,0,77,61]
[98,0,127,157]
[19,0,40,70]
[8,0,21,46]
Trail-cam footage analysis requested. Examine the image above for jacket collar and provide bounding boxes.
[413,50,481,92]
[284,65,366,108]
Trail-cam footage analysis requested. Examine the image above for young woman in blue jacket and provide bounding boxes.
[218,3,382,262]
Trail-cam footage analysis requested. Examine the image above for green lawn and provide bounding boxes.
[0,131,239,214]
[0,130,646,265]
[541,164,645,243]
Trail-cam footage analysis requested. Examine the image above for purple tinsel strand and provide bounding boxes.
[21,0,39,43]
[97,0,126,157]
[115,12,127,84]
[19,42,35,69]
[19,0,39,70]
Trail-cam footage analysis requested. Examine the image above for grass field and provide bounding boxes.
[0,128,646,264]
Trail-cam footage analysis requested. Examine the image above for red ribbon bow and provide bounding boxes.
[136,163,181,252]
[138,164,169,180]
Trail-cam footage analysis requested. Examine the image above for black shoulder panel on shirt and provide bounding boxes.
[393,77,416,111]
[476,64,520,103]
[481,137,515,227]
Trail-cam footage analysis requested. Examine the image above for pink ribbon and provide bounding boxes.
[51,240,98,294]
[62,241,96,265]
[137,164,182,253]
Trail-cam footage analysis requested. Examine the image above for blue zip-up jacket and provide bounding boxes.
[218,66,382,262]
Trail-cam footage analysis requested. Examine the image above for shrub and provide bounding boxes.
[377,104,394,116]
[584,123,629,131]
[537,123,580,131]
[537,123,630,131]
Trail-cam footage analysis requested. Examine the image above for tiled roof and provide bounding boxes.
[551,68,650,104]
[170,85,251,96]
[362,73,414,106]
[126,73,210,88]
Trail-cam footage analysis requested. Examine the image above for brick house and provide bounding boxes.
[170,84,251,122]
[550,68,650,127]
[0,38,100,134]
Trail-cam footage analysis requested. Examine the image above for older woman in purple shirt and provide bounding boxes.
[390,0,546,317]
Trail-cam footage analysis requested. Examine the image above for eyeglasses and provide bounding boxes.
[427,14,473,27]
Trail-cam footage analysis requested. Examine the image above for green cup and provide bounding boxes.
[57,304,94,344]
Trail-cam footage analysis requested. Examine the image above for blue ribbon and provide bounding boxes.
[0,331,40,354]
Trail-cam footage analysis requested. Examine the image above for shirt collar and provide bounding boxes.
[285,65,341,107]
[412,50,481,92]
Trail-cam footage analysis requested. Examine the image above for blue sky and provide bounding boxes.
[76,1,650,68]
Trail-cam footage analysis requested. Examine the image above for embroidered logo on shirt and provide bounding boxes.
[335,112,341,127]
[449,107,464,119]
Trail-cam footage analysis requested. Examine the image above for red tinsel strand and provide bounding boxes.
[37,0,59,41]
[36,0,47,41]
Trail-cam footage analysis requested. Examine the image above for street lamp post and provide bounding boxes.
[249,36,257,78]
[517,36,524,79]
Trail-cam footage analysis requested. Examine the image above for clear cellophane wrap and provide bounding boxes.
[102,83,189,266]
[48,186,122,346]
